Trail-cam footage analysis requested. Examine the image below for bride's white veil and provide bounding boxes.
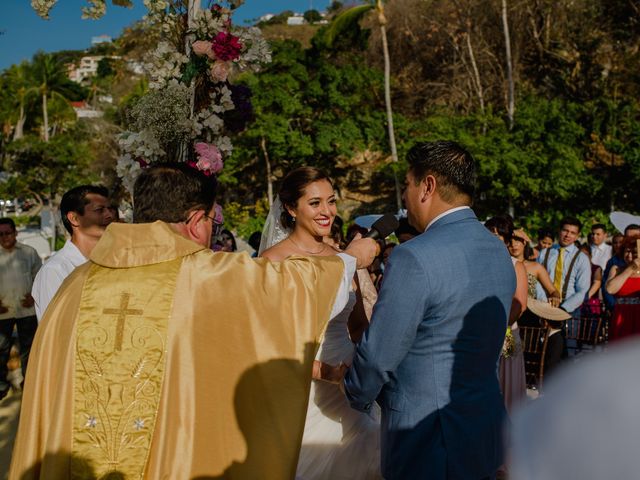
[258,196,291,256]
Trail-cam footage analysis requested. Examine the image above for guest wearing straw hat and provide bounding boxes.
[526,298,572,374]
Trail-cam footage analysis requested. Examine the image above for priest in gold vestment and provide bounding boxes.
[10,163,377,479]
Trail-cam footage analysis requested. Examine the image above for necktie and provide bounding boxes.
[553,247,564,293]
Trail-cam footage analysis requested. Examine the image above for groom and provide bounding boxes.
[345,141,516,479]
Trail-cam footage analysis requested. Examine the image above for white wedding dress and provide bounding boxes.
[296,291,382,479]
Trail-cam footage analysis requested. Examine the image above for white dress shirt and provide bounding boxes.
[32,239,87,321]
[591,242,612,271]
[0,243,42,320]
[425,206,471,231]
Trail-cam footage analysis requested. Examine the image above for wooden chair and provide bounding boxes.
[566,302,605,354]
[519,325,550,391]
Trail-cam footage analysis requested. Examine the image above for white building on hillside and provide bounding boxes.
[287,14,305,25]
[91,35,112,45]
[68,56,103,83]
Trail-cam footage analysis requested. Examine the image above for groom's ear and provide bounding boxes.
[421,175,437,202]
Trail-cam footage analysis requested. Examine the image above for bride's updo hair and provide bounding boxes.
[279,167,333,229]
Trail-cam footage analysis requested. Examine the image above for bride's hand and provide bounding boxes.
[344,234,379,269]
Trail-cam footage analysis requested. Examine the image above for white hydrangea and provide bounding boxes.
[199,111,224,134]
[119,130,165,160]
[237,27,272,69]
[31,0,58,19]
[209,85,235,114]
[190,8,228,38]
[116,154,142,195]
[215,135,233,156]
[145,42,189,89]
[143,0,168,16]
[81,0,107,19]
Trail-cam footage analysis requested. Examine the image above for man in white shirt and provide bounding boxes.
[590,223,612,271]
[0,218,42,399]
[32,185,115,321]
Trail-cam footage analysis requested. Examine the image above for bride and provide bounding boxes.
[260,167,381,480]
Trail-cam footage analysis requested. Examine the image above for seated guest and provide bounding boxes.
[606,235,640,341]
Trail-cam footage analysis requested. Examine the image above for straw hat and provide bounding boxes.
[527,298,571,321]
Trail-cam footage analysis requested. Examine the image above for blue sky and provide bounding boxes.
[0,0,332,71]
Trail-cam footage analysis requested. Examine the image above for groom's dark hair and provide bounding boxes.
[133,162,216,223]
[406,141,476,204]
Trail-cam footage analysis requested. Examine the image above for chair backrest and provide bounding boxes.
[519,325,550,390]
[567,301,605,346]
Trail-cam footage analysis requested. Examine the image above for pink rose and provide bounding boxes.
[210,60,231,83]
[192,40,215,59]
[211,31,243,61]
[194,142,223,174]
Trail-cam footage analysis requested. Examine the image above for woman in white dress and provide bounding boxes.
[260,167,381,480]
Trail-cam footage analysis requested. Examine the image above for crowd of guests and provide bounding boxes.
[2,191,639,407]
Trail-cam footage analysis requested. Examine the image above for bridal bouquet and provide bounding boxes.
[501,326,515,358]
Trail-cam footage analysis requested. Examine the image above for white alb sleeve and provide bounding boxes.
[330,253,357,319]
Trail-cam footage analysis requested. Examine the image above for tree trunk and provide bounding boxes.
[502,0,515,131]
[13,103,25,141]
[465,31,485,118]
[260,136,274,208]
[42,91,49,142]
[377,1,402,211]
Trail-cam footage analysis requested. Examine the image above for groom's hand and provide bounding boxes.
[313,360,349,384]
[344,234,379,269]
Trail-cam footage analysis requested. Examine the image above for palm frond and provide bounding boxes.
[324,4,374,47]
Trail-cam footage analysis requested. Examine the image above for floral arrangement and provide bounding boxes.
[32,0,270,222]
[113,0,270,213]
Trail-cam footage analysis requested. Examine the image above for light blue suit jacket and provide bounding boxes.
[345,208,516,480]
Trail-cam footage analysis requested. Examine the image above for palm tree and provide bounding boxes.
[30,52,76,142]
[325,0,402,211]
[2,63,36,140]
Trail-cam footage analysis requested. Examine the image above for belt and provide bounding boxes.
[616,297,640,305]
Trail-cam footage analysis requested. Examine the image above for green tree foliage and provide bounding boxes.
[97,57,115,79]
[303,10,322,24]
[223,39,388,207]
[2,127,99,205]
